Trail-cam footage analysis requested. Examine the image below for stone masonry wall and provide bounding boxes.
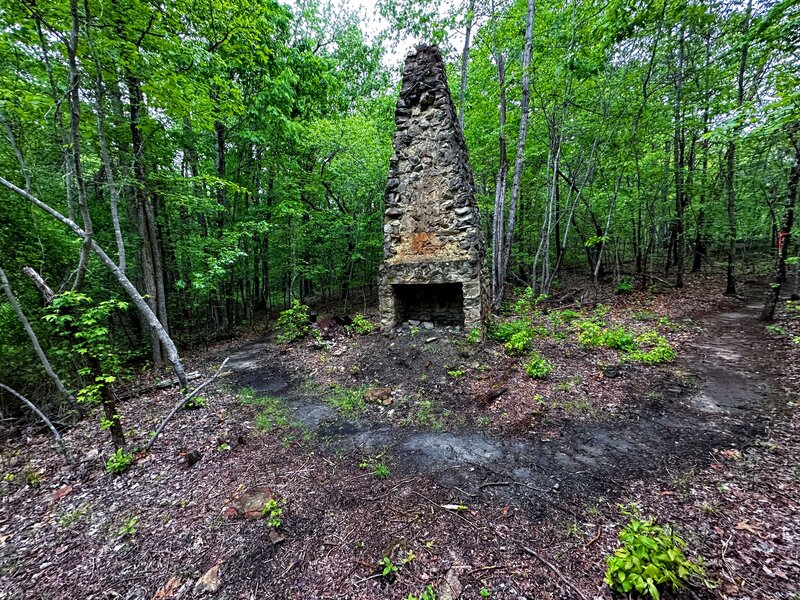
[379,45,488,335]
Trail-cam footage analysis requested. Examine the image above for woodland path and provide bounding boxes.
[226,281,776,509]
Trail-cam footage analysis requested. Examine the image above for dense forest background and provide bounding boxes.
[1,0,798,421]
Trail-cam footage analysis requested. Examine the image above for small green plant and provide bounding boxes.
[524,352,553,379]
[576,319,605,347]
[614,277,634,294]
[105,448,135,474]
[604,505,713,599]
[766,324,786,336]
[602,326,638,351]
[326,384,367,413]
[117,515,139,537]
[479,588,491,597]
[348,314,374,335]
[378,556,399,577]
[275,299,311,343]
[465,328,481,344]
[183,395,207,409]
[410,325,420,336]
[261,498,283,528]
[22,468,42,487]
[371,461,390,479]
[406,585,437,600]
[447,367,466,378]
[556,308,581,323]
[215,441,231,452]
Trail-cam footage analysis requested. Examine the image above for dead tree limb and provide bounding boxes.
[0,383,72,463]
[145,358,229,452]
[0,265,74,403]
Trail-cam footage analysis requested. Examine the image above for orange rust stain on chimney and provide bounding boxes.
[409,232,440,255]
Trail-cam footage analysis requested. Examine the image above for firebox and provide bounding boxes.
[378,45,488,336]
[392,283,465,326]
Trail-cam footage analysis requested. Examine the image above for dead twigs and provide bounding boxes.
[145,358,229,452]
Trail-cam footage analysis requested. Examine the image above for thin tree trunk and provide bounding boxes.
[498,0,535,303]
[67,0,93,292]
[491,51,508,309]
[761,126,799,321]
[725,0,752,295]
[458,0,476,131]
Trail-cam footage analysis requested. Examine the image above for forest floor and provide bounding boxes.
[0,274,798,600]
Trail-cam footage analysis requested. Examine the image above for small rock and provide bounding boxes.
[364,387,392,405]
[439,566,463,600]
[408,319,421,326]
[424,337,438,344]
[223,487,272,519]
[51,485,73,502]
[194,563,222,594]
[422,321,434,330]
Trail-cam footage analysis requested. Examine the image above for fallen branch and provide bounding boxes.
[520,546,588,600]
[0,383,72,463]
[145,358,229,452]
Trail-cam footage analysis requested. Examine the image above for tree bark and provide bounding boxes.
[0,383,71,462]
[458,0,476,131]
[761,126,799,321]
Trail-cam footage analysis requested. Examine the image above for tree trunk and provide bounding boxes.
[458,0,476,131]
[490,51,508,309]
[761,126,799,321]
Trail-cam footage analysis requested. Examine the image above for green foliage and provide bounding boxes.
[238,388,295,430]
[347,314,373,335]
[628,332,675,365]
[371,462,390,479]
[465,328,482,344]
[117,515,140,537]
[447,368,466,378]
[479,588,491,598]
[604,506,712,598]
[504,329,534,355]
[601,327,638,351]
[261,498,283,528]
[524,353,554,379]
[275,300,312,343]
[105,448,136,474]
[576,319,605,348]
[183,395,207,410]
[614,277,634,295]
[378,556,399,577]
[325,384,367,413]
[406,586,437,600]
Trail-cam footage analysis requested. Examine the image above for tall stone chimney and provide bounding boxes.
[379,45,488,336]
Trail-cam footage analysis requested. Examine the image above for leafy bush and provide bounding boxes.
[524,353,553,379]
[604,506,712,598]
[275,300,311,343]
[628,331,675,364]
[602,326,638,351]
[347,314,373,335]
[576,319,605,347]
[105,448,135,474]
[465,328,482,344]
[555,308,580,323]
[489,318,531,343]
[504,329,533,355]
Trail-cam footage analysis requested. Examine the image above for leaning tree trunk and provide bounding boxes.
[761,125,800,321]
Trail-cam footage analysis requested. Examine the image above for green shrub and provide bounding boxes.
[576,319,605,347]
[602,327,638,351]
[489,318,530,343]
[105,448,135,474]
[556,308,580,323]
[406,586,437,600]
[465,328,482,344]
[348,314,373,335]
[275,300,311,343]
[524,353,553,379]
[604,506,713,598]
[504,329,533,355]
[261,498,284,528]
[628,331,675,364]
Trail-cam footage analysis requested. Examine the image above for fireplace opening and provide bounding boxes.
[392,283,465,326]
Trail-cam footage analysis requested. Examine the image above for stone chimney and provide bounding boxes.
[379,45,488,336]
